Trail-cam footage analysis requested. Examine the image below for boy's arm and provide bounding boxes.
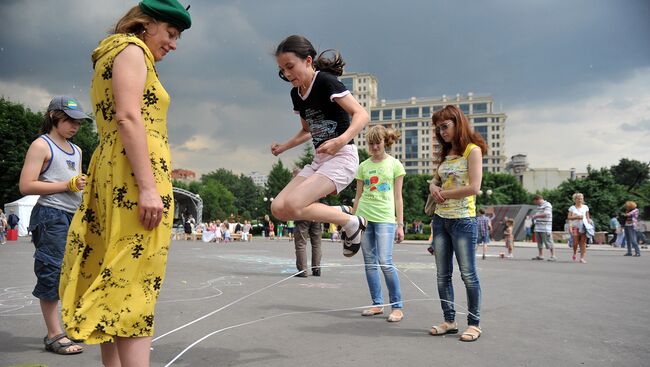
[19,139,68,195]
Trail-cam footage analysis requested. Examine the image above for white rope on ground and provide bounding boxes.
[155,263,480,366]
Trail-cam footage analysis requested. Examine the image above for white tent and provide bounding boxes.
[4,195,39,236]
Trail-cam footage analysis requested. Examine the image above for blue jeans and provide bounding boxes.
[624,226,640,255]
[432,215,481,326]
[361,222,403,309]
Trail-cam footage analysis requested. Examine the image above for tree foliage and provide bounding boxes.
[611,158,649,191]
[201,168,261,219]
[198,180,235,221]
[477,172,531,206]
[266,159,292,201]
[294,144,314,170]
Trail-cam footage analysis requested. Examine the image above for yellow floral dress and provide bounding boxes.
[60,34,174,344]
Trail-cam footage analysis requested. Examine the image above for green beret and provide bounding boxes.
[139,0,191,31]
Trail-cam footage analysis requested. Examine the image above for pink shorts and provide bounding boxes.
[299,144,359,194]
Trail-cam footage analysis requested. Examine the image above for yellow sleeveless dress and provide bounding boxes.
[60,34,174,344]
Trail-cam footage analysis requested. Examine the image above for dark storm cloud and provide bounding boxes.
[1,0,649,173]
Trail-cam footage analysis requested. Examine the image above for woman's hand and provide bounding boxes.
[139,188,163,230]
[429,183,445,203]
[396,225,405,243]
[316,137,345,156]
[271,142,285,156]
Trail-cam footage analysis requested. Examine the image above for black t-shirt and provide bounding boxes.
[291,71,353,148]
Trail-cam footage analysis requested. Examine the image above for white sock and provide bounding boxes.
[343,216,358,234]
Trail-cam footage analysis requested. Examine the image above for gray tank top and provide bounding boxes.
[37,134,82,214]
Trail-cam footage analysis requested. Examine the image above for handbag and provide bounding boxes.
[424,175,441,216]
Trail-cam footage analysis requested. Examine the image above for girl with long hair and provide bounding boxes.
[271,35,370,257]
[428,105,487,342]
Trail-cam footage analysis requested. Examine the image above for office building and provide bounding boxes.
[340,72,507,175]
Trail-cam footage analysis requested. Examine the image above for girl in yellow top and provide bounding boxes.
[59,1,191,366]
[428,105,487,342]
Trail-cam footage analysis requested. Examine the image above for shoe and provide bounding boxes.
[312,268,321,276]
[295,271,308,278]
[44,333,84,355]
[579,258,587,264]
[482,254,486,260]
[633,253,641,257]
[624,253,632,256]
[427,247,435,255]
[387,309,404,323]
[547,256,557,261]
[572,255,577,261]
[506,254,514,259]
[361,307,384,316]
[430,321,458,335]
[342,216,367,257]
[459,326,482,342]
[532,256,544,260]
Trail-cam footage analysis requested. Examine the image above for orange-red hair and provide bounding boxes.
[432,105,488,159]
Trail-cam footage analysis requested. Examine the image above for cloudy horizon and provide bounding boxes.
[1,0,648,177]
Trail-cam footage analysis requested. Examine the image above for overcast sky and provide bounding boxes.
[1,0,649,176]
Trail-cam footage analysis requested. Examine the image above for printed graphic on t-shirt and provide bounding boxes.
[66,160,76,171]
[304,109,338,145]
[364,168,392,193]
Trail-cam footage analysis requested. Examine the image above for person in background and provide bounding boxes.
[293,220,323,277]
[623,201,641,257]
[609,213,621,246]
[567,192,591,263]
[504,218,514,258]
[531,194,555,261]
[476,209,492,260]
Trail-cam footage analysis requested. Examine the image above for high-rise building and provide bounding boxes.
[340,73,507,175]
[247,171,268,188]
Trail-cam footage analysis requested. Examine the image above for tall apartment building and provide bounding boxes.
[340,72,507,175]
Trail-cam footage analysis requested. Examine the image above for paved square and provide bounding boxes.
[1,237,649,367]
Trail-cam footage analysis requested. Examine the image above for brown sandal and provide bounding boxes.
[429,321,458,335]
[459,325,482,342]
[387,309,403,322]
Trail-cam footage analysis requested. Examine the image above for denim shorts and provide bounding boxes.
[29,204,74,300]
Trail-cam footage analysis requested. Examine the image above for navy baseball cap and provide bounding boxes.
[47,96,91,121]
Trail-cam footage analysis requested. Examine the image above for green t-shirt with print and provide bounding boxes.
[355,155,405,223]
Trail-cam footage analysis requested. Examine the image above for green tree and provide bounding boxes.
[611,158,650,191]
[403,174,432,223]
[294,144,314,169]
[265,159,292,204]
[477,172,531,206]
[201,168,261,219]
[199,180,235,221]
[0,98,42,205]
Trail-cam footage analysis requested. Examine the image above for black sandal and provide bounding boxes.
[342,216,367,257]
[44,333,84,355]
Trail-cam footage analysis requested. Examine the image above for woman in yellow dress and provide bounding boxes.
[59,1,191,366]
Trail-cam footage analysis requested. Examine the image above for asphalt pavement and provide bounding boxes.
[1,236,649,367]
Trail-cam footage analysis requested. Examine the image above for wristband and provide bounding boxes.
[68,175,81,192]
